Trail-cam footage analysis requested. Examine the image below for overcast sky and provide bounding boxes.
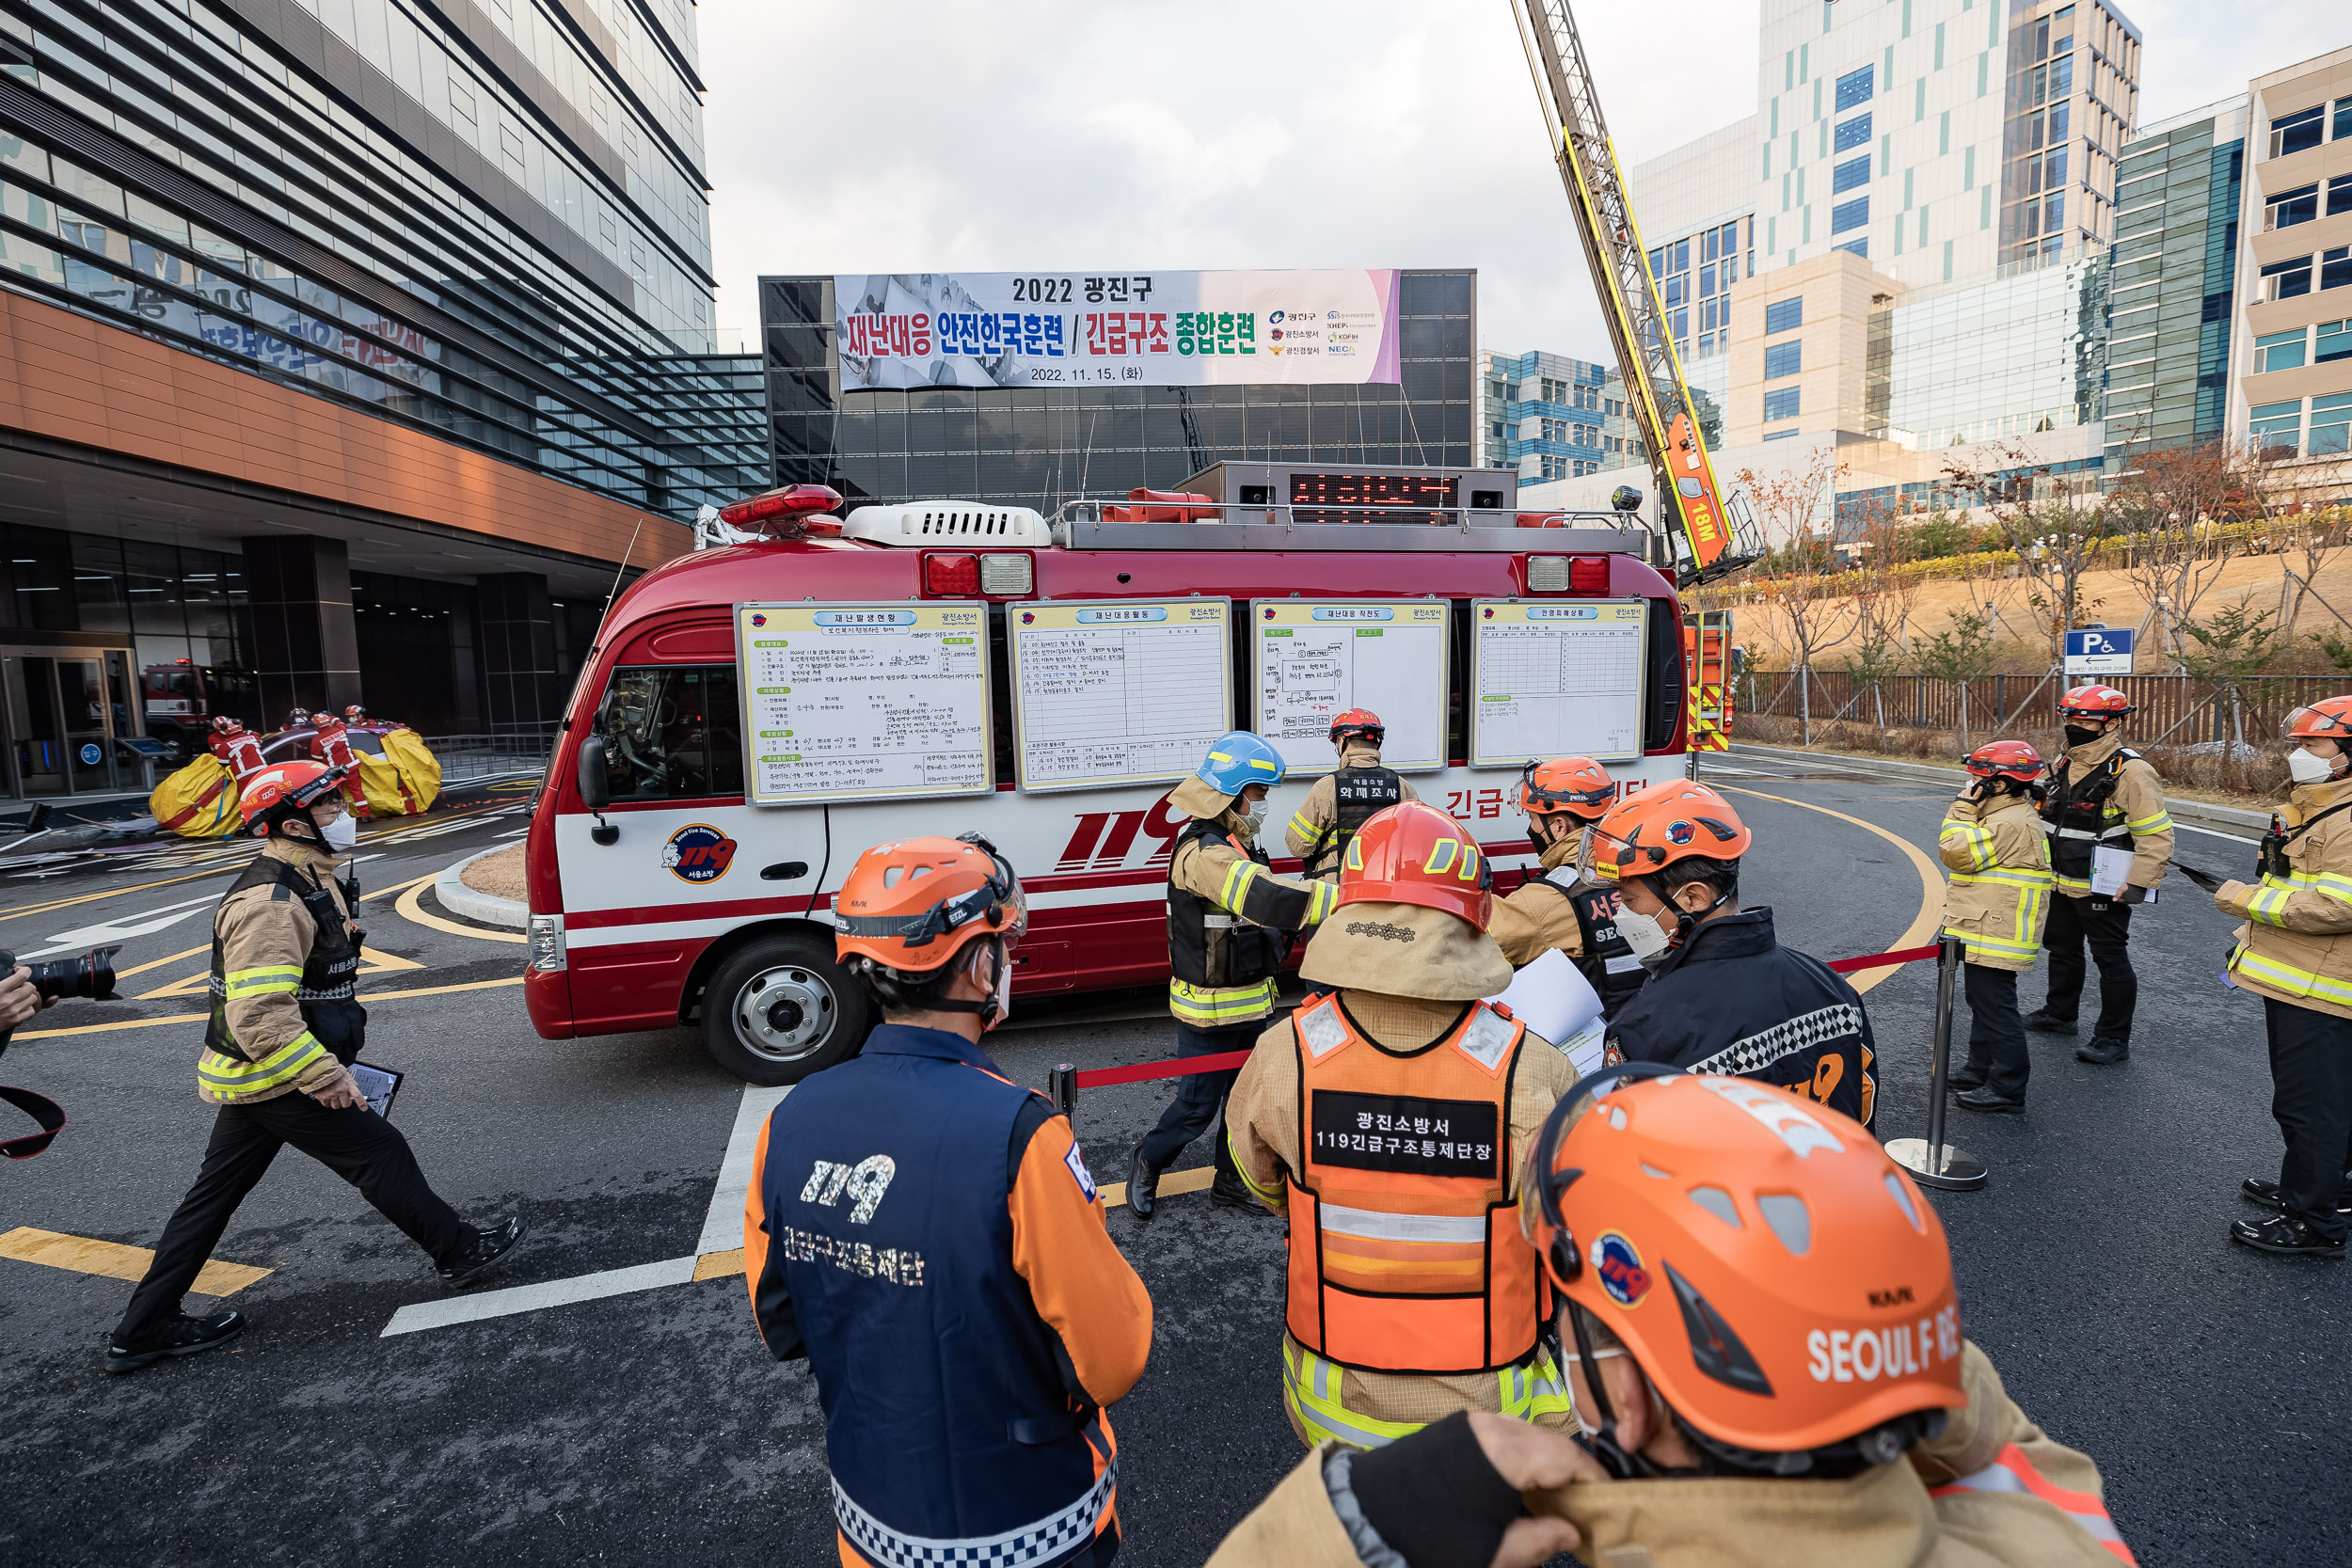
[700,1,2336,358]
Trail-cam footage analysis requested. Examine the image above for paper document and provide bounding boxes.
[1486,949,1605,1072]
[349,1061,403,1120]
[2089,846,2153,901]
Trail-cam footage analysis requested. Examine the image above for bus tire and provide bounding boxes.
[702,933,870,1085]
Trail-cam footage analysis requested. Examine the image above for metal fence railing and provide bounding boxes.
[419,733,557,783]
[1740,670,2345,746]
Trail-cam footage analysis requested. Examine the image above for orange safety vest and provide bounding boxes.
[1282,994,1548,1375]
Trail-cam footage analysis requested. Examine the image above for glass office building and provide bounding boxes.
[1476,349,1628,481]
[1878,248,2112,447]
[761,272,1475,508]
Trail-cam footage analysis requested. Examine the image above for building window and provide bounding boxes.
[2336,96,2352,141]
[1832,198,1869,234]
[2312,393,2352,456]
[1834,238,1870,259]
[1764,388,1803,422]
[2330,178,2352,217]
[2258,327,2309,373]
[1763,430,1800,442]
[1834,154,1872,194]
[2271,104,2326,160]
[2320,321,2352,365]
[1764,341,1804,380]
[2267,182,2321,230]
[2322,248,2351,291]
[1541,456,1567,480]
[2264,255,2315,300]
[1836,66,1874,112]
[1765,297,1804,334]
[1836,113,1873,152]
[2250,399,2302,455]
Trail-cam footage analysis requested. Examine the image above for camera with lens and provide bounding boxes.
[0,945,121,1003]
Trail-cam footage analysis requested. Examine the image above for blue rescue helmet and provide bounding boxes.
[1196,731,1286,796]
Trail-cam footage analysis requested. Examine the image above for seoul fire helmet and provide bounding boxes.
[1520,756,1618,822]
[1963,740,2044,785]
[1588,782,1751,883]
[1195,731,1286,797]
[237,760,347,838]
[1328,708,1385,747]
[834,833,1025,978]
[2058,684,2134,721]
[1339,801,1492,930]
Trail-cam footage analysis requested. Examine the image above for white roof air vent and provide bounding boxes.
[841,500,1049,546]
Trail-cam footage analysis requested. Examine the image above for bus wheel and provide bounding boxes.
[702,934,870,1085]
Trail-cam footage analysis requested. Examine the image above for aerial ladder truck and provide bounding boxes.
[1510,0,1758,750]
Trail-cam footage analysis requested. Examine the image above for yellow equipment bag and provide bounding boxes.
[358,729,442,816]
[150,754,242,838]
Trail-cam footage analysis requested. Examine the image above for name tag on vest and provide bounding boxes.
[1311,1090,1500,1178]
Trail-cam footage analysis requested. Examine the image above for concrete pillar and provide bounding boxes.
[240,535,361,722]
[475,572,563,734]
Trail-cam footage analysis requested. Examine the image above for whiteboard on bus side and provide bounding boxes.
[1251,600,1450,774]
[1007,598,1233,793]
[735,601,994,806]
[1469,599,1649,766]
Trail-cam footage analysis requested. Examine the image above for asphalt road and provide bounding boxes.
[1,754,2344,1567]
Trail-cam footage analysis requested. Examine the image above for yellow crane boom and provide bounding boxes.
[1510,0,1764,583]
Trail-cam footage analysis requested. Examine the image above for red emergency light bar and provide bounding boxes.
[720,484,844,533]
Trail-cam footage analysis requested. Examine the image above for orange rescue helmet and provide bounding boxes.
[1328,707,1385,746]
[1338,801,1492,930]
[2058,684,2134,720]
[1588,782,1751,881]
[2286,696,2352,740]
[834,832,1025,976]
[237,759,346,832]
[1520,1067,1966,1459]
[1962,739,2043,784]
[1520,756,1617,821]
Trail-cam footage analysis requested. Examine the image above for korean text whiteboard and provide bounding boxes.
[736,602,993,805]
[1252,600,1450,773]
[1008,598,1232,792]
[1470,600,1648,765]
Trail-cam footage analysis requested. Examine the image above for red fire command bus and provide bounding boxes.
[523,490,1692,1084]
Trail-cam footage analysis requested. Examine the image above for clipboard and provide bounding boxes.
[2089,846,2154,902]
[349,1061,403,1120]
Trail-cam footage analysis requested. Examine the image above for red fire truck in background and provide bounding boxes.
[523,483,1696,1085]
[141,660,261,758]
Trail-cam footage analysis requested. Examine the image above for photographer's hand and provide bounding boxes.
[0,967,50,1031]
[309,1069,370,1112]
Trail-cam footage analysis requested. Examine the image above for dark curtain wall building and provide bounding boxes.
[760,272,1477,509]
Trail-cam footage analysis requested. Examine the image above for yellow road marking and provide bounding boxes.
[135,946,425,1001]
[361,871,440,903]
[394,877,527,944]
[15,975,523,1039]
[0,1225,270,1296]
[1715,786,1943,996]
[117,942,208,981]
[0,864,242,924]
[692,1248,745,1281]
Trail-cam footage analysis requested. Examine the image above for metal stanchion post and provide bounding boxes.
[1049,1063,1076,1130]
[1886,936,1989,1191]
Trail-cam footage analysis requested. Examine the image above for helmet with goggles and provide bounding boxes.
[2286,697,2352,740]
[834,833,1025,979]
[1519,756,1617,822]
[2058,684,2134,721]
[1327,708,1385,747]
[1587,782,1751,883]
[236,760,348,837]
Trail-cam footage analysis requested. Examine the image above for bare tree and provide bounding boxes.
[2239,444,2352,640]
[2110,442,2241,670]
[1839,508,1922,731]
[1738,449,1856,744]
[1941,443,2107,661]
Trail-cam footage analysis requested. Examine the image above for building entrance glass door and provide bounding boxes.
[0,648,133,798]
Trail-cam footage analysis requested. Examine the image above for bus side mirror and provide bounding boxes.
[577,736,618,845]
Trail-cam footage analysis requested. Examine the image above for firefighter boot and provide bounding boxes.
[438,1215,531,1287]
[104,1307,246,1374]
[2021,1009,2078,1036]
[2229,1213,2346,1259]
[1127,1142,1162,1222]
[2074,1037,2129,1066]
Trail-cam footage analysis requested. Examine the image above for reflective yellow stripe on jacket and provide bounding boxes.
[1168,976,1280,1026]
[2242,869,2352,926]
[2231,945,2352,1007]
[1286,811,1326,853]
[220,963,303,1000]
[197,1031,327,1101]
[1280,1340,1575,1449]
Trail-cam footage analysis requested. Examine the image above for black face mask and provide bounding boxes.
[2063,724,2103,749]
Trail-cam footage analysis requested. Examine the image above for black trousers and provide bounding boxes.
[116,1092,471,1345]
[2264,997,2352,1243]
[2041,895,2137,1040]
[1962,963,2030,1098]
[1136,1019,1261,1177]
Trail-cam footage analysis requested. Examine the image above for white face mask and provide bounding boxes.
[2289,746,2338,785]
[319,809,358,851]
[1615,904,1674,961]
[1237,803,1268,835]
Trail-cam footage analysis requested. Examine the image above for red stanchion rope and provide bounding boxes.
[1069,945,1946,1088]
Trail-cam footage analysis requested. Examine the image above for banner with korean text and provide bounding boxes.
[834,270,1403,391]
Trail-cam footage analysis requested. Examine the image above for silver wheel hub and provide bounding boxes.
[734,964,834,1062]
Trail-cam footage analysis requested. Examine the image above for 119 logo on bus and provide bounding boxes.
[1055,799,1190,873]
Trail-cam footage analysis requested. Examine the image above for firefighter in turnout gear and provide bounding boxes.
[2214,697,2352,1259]
[107,760,526,1373]
[1598,782,1879,1128]
[1226,801,1581,1449]
[749,833,1152,1567]
[1287,709,1419,879]
[1206,1072,2134,1568]
[1131,732,1339,1221]
[1940,742,2056,1115]
[1488,757,1646,1020]
[2027,684,2173,1065]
